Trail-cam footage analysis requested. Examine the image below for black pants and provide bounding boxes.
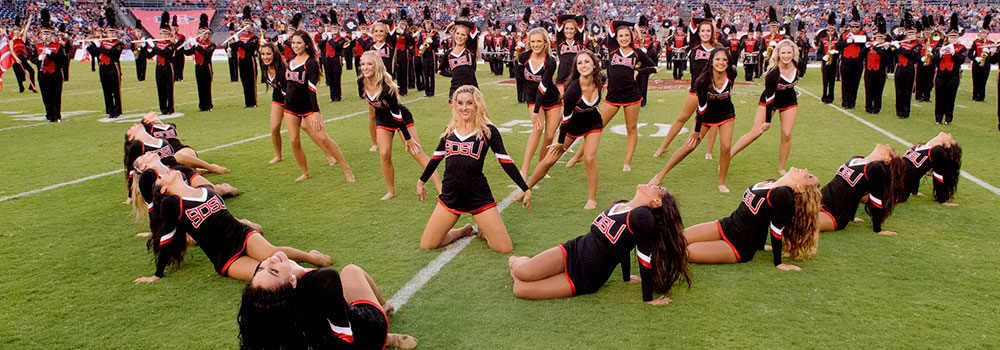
[155,64,175,114]
[514,61,525,103]
[324,58,342,101]
[195,63,213,111]
[743,61,756,81]
[228,55,239,82]
[508,57,516,78]
[408,56,417,89]
[934,71,960,124]
[821,62,838,103]
[755,61,763,78]
[421,53,435,97]
[863,69,886,114]
[13,56,36,92]
[173,55,185,81]
[915,65,935,102]
[345,50,354,70]
[90,53,97,72]
[394,52,409,96]
[354,56,362,77]
[798,58,808,77]
[840,60,863,109]
[99,63,123,117]
[239,60,258,107]
[673,60,686,79]
[414,56,425,91]
[971,63,990,102]
[38,73,63,122]
[136,57,147,81]
[894,64,916,118]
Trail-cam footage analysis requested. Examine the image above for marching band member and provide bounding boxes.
[417,7,439,98]
[227,23,239,82]
[86,8,124,118]
[915,16,939,103]
[864,13,889,115]
[393,10,414,96]
[31,9,68,122]
[671,20,688,80]
[318,10,347,102]
[894,12,921,119]
[133,20,151,82]
[815,14,839,103]
[187,14,216,112]
[969,14,994,102]
[933,14,966,125]
[170,16,185,81]
[235,7,260,108]
[836,6,865,109]
[794,23,809,77]
[761,7,784,73]
[9,16,37,93]
[151,11,176,115]
[738,23,760,82]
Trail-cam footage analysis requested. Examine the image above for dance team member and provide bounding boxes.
[417,86,530,253]
[818,144,906,235]
[260,42,288,164]
[900,132,962,205]
[554,14,585,95]
[654,15,718,158]
[508,184,690,305]
[283,31,354,182]
[439,8,480,102]
[682,168,820,270]
[518,27,562,178]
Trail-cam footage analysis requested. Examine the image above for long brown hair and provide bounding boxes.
[783,184,821,260]
[698,20,721,48]
[865,155,907,223]
[568,49,604,94]
[932,144,962,203]
[650,192,692,294]
[258,42,286,86]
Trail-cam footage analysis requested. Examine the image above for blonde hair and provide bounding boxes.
[130,174,148,222]
[527,27,553,58]
[370,21,389,41]
[443,85,492,139]
[783,183,821,261]
[360,51,399,96]
[767,39,799,73]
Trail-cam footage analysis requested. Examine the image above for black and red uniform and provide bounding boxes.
[283,58,321,117]
[968,38,993,102]
[555,38,583,87]
[143,122,179,140]
[295,269,389,350]
[758,66,799,117]
[900,144,949,202]
[933,42,966,124]
[416,30,439,97]
[391,28,413,96]
[637,35,660,107]
[815,32,839,103]
[152,186,259,277]
[133,40,151,81]
[352,33,373,76]
[10,37,37,92]
[31,41,67,122]
[151,39,177,114]
[761,33,784,72]
[227,40,239,82]
[370,40,394,74]
[714,181,795,265]
[915,38,939,102]
[605,47,656,106]
[439,27,479,102]
[687,44,713,87]
[188,38,216,111]
[87,39,124,117]
[358,79,414,140]
[518,52,560,113]
[795,34,811,76]
[172,33,186,81]
[263,64,287,107]
[836,31,866,109]
[136,161,202,212]
[558,202,657,300]
[692,70,737,132]
[558,79,603,144]
[864,44,889,114]
[820,157,891,232]
[671,31,688,79]
[318,33,348,101]
[420,124,528,214]
[125,137,191,196]
[235,32,260,107]
[894,40,921,118]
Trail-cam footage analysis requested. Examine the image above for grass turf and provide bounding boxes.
[1,61,999,349]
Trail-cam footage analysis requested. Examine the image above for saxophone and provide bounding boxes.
[765,45,774,63]
[922,49,933,66]
[418,35,431,55]
[824,41,834,66]
[981,51,989,67]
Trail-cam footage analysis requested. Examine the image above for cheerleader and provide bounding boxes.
[239,258,418,349]
[683,168,821,270]
[438,8,479,102]
[571,19,656,172]
[815,14,839,104]
[234,7,260,108]
[508,184,689,304]
[150,11,176,115]
[818,144,906,235]
[133,170,334,283]
[283,31,354,182]
[359,51,442,200]
[139,112,179,139]
[417,86,530,253]
[186,14,215,112]
[894,13,921,119]
[123,123,228,185]
[31,9,68,122]
[653,18,717,159]
[933,14,966,125]
[649,48,735,193]
[259,42,287,164]
[862,14,889,115]
[516,50,604,209]
[85,8,124,118]
[129,153,239,224]
[900,132,962,205]
[518,27,562,178]
[730,39,800,175]
[555,14,585,95]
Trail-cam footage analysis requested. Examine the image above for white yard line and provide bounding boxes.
[0,96,429,203]
[387,190,520,311]
[797,87,1000,197]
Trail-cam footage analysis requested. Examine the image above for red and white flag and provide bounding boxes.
[0,36,15,91]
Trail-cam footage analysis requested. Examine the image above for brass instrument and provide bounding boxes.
[922,49,933,66]
[981,51,989,67]
[410,25,420,35]
[764,45,774,63]
[824,41,834,66]
[931,30,942,42]
[417,36,431,55]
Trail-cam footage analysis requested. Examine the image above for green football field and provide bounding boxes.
[1,61,998,349]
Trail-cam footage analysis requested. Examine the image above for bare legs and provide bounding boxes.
[368,114,378,152]
[284,113,355,182]
[649,122,731,192]
[508,247,574,300]
[522,132,601,209]
[377,127,441,200]
[654,93,698,157]
[730,106,797,175]
[683,221,739,264]
[173,148,228,174]
[268,103,284,164]
[567,102,635,172]
[340,264,417,349]
[226,232,334,281]
[520,106,562,178]
[420,204,513,253]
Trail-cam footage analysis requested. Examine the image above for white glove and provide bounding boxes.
[892,42,901,49]
[976,57,983,63]
[821,55,828,62]
[769,41,777,47]
[146,39,154,47]
[830,50,839,55]
[94,39,102,46]
[847,38,854,44]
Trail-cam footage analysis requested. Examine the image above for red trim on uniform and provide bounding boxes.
[702,117,735,127]
[541,104,563,111]
[437,198,498,215]
[758,102,768,107]
[350,299,389,350]
[776,104,798,111]
[283,109,316,117]
[271,101,284,107]
[714,220,741,262]
[566,129,602,139]
[556,83,565,88]
[558,244,577,296]
[221,230,260,277]
[689,91,697,96]
[863,163,870,180]
[604,98,642,107]
[765,188,774,206]
[820,207,838,230]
